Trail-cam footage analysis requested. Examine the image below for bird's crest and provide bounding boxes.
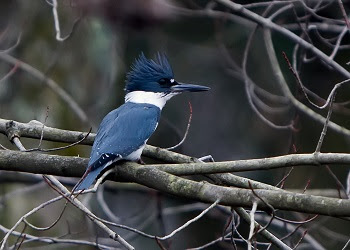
[125,52,174,92]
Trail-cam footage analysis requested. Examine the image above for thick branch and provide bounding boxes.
[152,153,350,174]
[1,150,350,217]
[2,149,350,177]
[110,161,350,217]
[0,118,282,191]
[0,118,94,145]
[2,119,349,173]
[0,118,189,162]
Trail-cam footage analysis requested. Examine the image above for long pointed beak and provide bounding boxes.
[171,82,210,92]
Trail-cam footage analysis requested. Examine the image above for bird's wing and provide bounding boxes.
[89,102,161,165]
[76,103,160,190]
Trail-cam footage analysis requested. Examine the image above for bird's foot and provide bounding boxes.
[198,155,215,162]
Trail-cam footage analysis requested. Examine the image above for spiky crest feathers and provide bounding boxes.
[125,52,174,92]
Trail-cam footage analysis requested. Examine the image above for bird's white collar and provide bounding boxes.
[125,91,178,109]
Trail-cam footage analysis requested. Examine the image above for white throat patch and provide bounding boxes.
[125,91,178,109]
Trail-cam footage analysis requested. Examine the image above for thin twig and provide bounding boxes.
[51,0,81,41]
[283,51,350,111]
[15,233,25,250]
[158,199,220,240]
[25,128,92,153]
[37,107,50,149]
[0,224,113,249]
[315,93,335,152]
[0,32,21,54]
[248,201,258,250]
[248,182,276,237]
[241,4,293,130]
[234,207,291,250]
[292,230,308,249]
[13,224,26,250]
[324,165,348,198]
[187,232,231,250]
[0,195,66,249]
[230,209,238,250]
[214,0,350,78]
[346,171,350,198]
[0,142,9,150]
[23,202,68,231]
[97,185,121,223]
[276,167,294,189]
[337,0,350,30]
[263,28,350,137]
[166,101,193,150]
[274,214,318,225]
[0,61,19,84]
[329,26,348,59]
[342,237,350,250]
[44,175,135,250]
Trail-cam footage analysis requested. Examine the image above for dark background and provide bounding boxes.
[0,0,349,249]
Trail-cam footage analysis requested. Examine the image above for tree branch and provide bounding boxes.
[215,0,350,79]
[1,150,350,217]
[2,147,350,177]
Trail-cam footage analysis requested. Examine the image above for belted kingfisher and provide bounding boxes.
[76,52,209,190]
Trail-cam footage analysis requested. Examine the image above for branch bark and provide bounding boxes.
[1,150,350,217]
[1,118,350,217]
[2,147,350,177]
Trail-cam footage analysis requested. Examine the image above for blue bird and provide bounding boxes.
[76,52,209,190]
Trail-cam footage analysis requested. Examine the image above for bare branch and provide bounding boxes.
[4,127,134,250]
[342,238,350,250]
[2,150,350,216]
[0,54,89,124]
[165,101,192,150]
[44,175,135,250]
[248,201,258,250]
[213,0,350,79]
[235,207,291,250]
[4,139,350,181]
[315,94,335,153]
[0,224,114,249]
[50,0,81,42]
[158,199,220,240]
[337,0,350,30]
[263,28,350,137]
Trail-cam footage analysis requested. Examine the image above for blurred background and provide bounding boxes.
[0,0,350,249]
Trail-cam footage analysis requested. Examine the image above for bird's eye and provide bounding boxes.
[158,78,167,85]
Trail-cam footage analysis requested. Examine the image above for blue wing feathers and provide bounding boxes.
[77,102,160,190]
[89,102,160,165]
[91,153,118,171]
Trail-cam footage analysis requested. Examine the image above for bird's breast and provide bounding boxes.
[124,143,146,161]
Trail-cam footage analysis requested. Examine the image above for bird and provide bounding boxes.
[75,52,209,190]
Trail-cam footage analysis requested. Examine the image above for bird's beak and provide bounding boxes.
[171,82,210,92]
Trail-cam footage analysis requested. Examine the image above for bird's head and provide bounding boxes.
[125,53,209,98]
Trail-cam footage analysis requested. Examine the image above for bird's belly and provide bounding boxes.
[124,144,146,161]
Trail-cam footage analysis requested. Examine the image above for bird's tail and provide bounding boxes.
[75,167,101,191]
[74,153,119,192]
